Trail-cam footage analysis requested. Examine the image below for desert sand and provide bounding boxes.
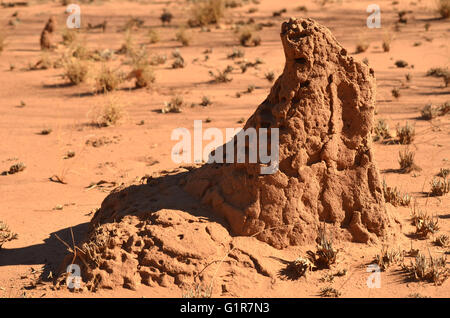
[0,0,449,298]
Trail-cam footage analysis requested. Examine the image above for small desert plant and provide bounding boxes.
[438,168,450,178]
[227,48,244,59]
[426,67,450,87]
[420,103,439,120]
[147,29,160,44]
[62,28,77,46]
[396,122,415,144]
[373,119,391,142]
[238,27,261,47]
[405,73,412,82]
[436,0,450,19]
[319,286,341,298]
[182,283,212,298]
[265,71,275,82]
[149,54,167,66]
[175,28,191,46]
[395,60,408,68]
[1,162,26,175]
[402,252,448,285]
[296,5,308,12]
[63,58,88,85]
[0,221,18,248]
[188,0,225,27]
[430,177,449,196]
[92,95,126,127]
[307,225,338,269]
[415,214,440,238]
[382,180,411,207]
[131,64,155,89]
[96,65,123,93]
[398,148,419,173]
[375,245,404,271]
[39,128,52,135]
[382,33,393,52]
[0,32,6,54]
[287,257,315,278]
[209,66,233,83]
[200,96,212,107]
[161,96,184,114]
[391,88,401,98]
[355,40,369,53]
[435,234,449,247]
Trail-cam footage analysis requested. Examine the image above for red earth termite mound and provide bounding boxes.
[57,18,398,291]
[184,17,397,248]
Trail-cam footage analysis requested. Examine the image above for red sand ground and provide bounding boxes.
[0,0,449,298]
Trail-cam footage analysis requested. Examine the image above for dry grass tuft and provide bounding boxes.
[402,252,448,285]
[398,148,419,173]
[175,28,192,46]
[307,225,338,269]
[188,0,225,27]
[209,66,233,83]
[434,234,449,247]
[92,95,126,127]
[430,176,449,196]
[382,180,411,207]
[147,29,160,44]
[396,122,415,144]
[63,58,88,85]
[436,0,450,19]
[414,213,440,239]
[0,221,18,248]
[238,27,261,47]
[161,96,184,114]
[373,119,391,142]
[182,284,212,298]
[319,286,341,298]
[375,245,404,271]
[96,65,123,93]
[426,67,450,87]
[1,162,26,175]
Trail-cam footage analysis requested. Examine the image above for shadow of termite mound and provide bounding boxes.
[57,18,400,292]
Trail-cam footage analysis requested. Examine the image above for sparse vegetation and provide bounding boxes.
[436,0,450,19]
[0,221,18,248]
[175,28,191,46]
[373,119,391,142]
[265,71,275,82]
[391,88,400,99]
[188,0,225,27]
[96,65,123,93]
[147,29,160,44]
[402,252,448,285]
[374,245,404,271]
[161,96,184,114]
[307,225,338,269]
[395,60,408,68]
[382,33,392,52]
[92,95,126,127]
[182,283,212,298]
[430,176,449,196]
[355,40,369,53]
[396,122,415,144]
[435,234,449,247]
[63,58,88,85]
[227,48,244,59]
[209,66,233,83]
[426,67,450,87]
[382,180,411,207]
[319,286,341,298]
[200,96,212,107]
[238,27,261,47]
[398,148,419,173]
[0,32,6,54]
[1,162,26,175]
[415,213,439,239]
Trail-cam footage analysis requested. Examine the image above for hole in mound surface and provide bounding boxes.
[177,234,184,240]
[300,80,310,88]
[295,57,307,65]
